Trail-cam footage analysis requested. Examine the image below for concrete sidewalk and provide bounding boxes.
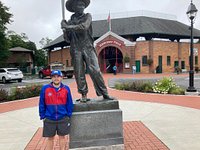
[0,100,200,150]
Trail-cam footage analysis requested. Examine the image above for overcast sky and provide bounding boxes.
[1,0,200,48]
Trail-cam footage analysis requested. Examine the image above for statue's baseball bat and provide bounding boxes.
[61,0,66,32]
[61,0,65,20]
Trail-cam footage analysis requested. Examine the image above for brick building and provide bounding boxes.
[7,47,34,73]
[44,15,200,74]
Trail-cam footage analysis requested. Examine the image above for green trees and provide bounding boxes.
[7,31,37,50]
[0,2,12,67]
[35,37,53,67]
[0,2,52,68]
[7,31,51,67]
[34,49,48,67]
[0,2,12,31]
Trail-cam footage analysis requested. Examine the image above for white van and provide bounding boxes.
[0,68,23,83]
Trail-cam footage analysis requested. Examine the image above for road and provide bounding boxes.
[1,74,200,93]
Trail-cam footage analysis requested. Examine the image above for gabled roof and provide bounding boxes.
[45,35,67,49]
[9,47,33,53]
[44,16,200,50]
[92,16,200,39]
[94,31,135,47]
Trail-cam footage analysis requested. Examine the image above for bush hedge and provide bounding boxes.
[0,84,42,102]
[13,84,42,100]
[115,77,185,95]
[115,81,154,93]
[0,89,9,101]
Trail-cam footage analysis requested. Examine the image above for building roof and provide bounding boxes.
[9,47,33,53]
[44,16,200,50]
[93,16,200,39]
[94,31,135,47]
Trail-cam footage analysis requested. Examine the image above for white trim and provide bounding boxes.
[94,31,135,47]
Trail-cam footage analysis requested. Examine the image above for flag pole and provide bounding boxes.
[107,11,112,31]
[61,0,65,20]
[109,11,112,31]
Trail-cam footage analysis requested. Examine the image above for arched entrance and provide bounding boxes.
[98,46,123,73]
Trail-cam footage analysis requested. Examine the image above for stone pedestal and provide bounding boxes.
[69,100,124,150]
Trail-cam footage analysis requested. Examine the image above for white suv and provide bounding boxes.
[0,68,23,83]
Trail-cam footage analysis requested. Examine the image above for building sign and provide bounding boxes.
[98,40,122,48]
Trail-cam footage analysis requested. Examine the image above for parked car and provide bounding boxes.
[0,68,23,83]
[38,62,74,79]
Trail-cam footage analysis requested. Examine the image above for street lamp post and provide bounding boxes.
[186,0,198,92]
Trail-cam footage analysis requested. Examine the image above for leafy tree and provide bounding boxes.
[34,37,53,67]
[26,41,37,51]
[39,37,52,49]
[35,49,48,66]
[0,2,12,67]
[7,32,50,67]
[0,33,10,67]
[6,31,38,70]
[7,31,37,50]
[7,32,26,48]
[0,2,12,31]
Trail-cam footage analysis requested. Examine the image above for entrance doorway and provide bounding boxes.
[135,60,141,73]
[99,46,123,73]
[156,56,163,73]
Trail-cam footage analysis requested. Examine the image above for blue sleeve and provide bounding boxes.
[66,86,74,117]
[39,86,46,120]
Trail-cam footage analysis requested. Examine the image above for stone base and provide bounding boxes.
[69,100,124,149]
[73,99,120,112]
[185,91,199,96]
[70,144,124,150]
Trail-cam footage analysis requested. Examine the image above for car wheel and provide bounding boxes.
[2,77,6,84]
[39,72,44,79]
[18,79,22,82]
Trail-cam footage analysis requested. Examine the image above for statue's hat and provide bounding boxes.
[66,0,90,12]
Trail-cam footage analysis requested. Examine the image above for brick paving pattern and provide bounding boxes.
[25,128,69,150]
[25,121,169,150]
[124,122,169,150]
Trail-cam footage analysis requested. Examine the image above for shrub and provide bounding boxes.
[130,81,144,92]
[0,84,42,102]
[115,83,131,90]
[140,82,154,93]
[147,58,153,66]
[115,78,185,95]
[123,55,130,63]
[0,89,8,101]
[169,86,185,95]
[152,77,184,94]
[114,78,185,95]
[13,84,42,100]
[115,81,153,93]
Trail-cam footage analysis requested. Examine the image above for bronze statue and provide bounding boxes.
[61,0,114,102]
